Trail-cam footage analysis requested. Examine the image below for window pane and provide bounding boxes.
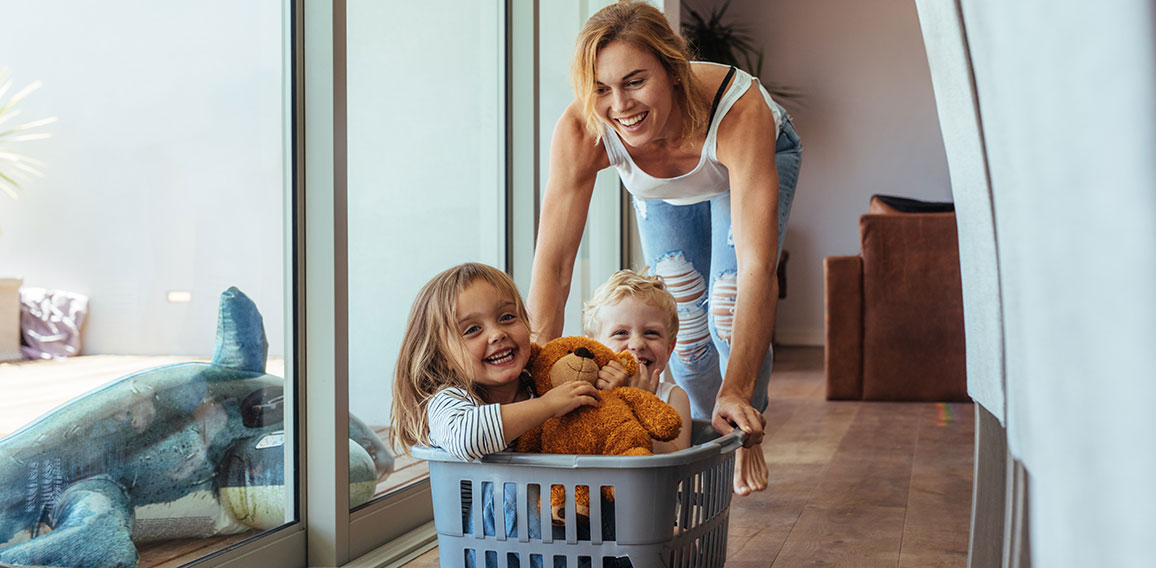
[538,1,625,336]
[0,1,294,566]
[347,0,504,504]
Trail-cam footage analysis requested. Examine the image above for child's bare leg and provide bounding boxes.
[734,442,768,496]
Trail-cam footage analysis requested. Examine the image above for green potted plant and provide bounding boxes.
[681,0,802,103]
[0,67,55,360]
[0,66,56,208]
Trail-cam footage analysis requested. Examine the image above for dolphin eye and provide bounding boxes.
[241,386,284,428]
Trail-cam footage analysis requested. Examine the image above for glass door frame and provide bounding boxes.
[189,0,627,564]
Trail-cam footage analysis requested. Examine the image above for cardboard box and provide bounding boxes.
[0,278,22,361]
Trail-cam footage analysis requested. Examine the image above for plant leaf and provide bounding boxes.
[0,80,41,116]
[9,159,44,177]
[0,170,22,192]
[0,71,53,200]
[0,108,23,128]
[3,133,51,143]
[0,117,57,139]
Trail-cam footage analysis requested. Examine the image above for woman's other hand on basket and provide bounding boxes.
[711,394,766,447]
[542,380,601,417]
[596,358,661,394]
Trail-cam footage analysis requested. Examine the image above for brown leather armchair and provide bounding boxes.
[824,195,968,401]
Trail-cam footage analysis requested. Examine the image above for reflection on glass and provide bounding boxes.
[347,1,503,503]
[0,289,304,566]
[0,1,291,565]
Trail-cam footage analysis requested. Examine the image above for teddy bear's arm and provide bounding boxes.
[512,423,543,453]
[616,386,682,442]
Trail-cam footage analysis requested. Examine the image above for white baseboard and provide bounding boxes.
[774,329,824,346]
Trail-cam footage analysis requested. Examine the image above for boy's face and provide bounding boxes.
[594,297,675,374]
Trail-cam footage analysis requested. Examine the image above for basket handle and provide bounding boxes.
[706,428,747,454]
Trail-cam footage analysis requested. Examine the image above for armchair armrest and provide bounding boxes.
[824,256,863,400]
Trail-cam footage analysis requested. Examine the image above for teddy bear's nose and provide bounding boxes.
[574,347,594,359]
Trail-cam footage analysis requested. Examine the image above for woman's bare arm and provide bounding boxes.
[528,103,609,341]
[711,86,783,446]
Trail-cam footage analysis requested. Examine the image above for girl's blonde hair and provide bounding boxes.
[583,268,679,339]
[390,262,532,454]
[572,0,708,142]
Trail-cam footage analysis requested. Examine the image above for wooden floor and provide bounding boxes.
[403,346,975,567]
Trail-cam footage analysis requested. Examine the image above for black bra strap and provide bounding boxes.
[707,66,737,126]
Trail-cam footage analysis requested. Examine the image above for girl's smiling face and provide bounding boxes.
[594,39,681,148]
[594,297,675,374]
[454,280,531,401]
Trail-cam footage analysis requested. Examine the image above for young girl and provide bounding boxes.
[391,263,603,567]
[391,261,601,461]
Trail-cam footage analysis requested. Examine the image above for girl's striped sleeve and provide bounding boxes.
[427,387,507,461]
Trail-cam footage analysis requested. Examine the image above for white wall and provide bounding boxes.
[0,1,286,357]
[685,0,952,345]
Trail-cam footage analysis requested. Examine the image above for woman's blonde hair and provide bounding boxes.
[572,0,708,142]
[583,268,679,339]
[390,262,532,455]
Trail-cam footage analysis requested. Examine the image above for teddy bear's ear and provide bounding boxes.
[616,350,639,377]
[531,342,542,361]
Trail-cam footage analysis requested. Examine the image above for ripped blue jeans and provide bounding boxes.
[632,111,802,420]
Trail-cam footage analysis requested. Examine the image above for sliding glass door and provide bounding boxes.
[0,1,297,566]
[345,0,506,504]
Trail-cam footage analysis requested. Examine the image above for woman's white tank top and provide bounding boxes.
[601,63,782,206]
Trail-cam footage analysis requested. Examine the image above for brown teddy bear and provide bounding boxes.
[514,336,682,519]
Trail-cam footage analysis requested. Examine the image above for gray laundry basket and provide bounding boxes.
[412,425,744,568]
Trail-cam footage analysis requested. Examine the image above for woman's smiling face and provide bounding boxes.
[594,39,680,147]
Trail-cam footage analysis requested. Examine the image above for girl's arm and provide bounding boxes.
[427,383,603,461]
[427,388,507,461]
[499,380,601,444]
[528,103,609,342]
[711,85,782,447]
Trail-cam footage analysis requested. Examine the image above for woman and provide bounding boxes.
[528,0,802,495]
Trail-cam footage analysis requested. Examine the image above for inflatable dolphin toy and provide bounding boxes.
[0,287,393,568]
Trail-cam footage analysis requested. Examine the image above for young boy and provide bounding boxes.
[583,269,692,453]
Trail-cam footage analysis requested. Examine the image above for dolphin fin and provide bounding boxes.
[211,287,269,373]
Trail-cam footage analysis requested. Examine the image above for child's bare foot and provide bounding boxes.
[733,443,768,496]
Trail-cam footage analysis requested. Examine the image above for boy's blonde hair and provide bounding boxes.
[390,262,532,454]
[583,268,679,338]
[571,0,708,143]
